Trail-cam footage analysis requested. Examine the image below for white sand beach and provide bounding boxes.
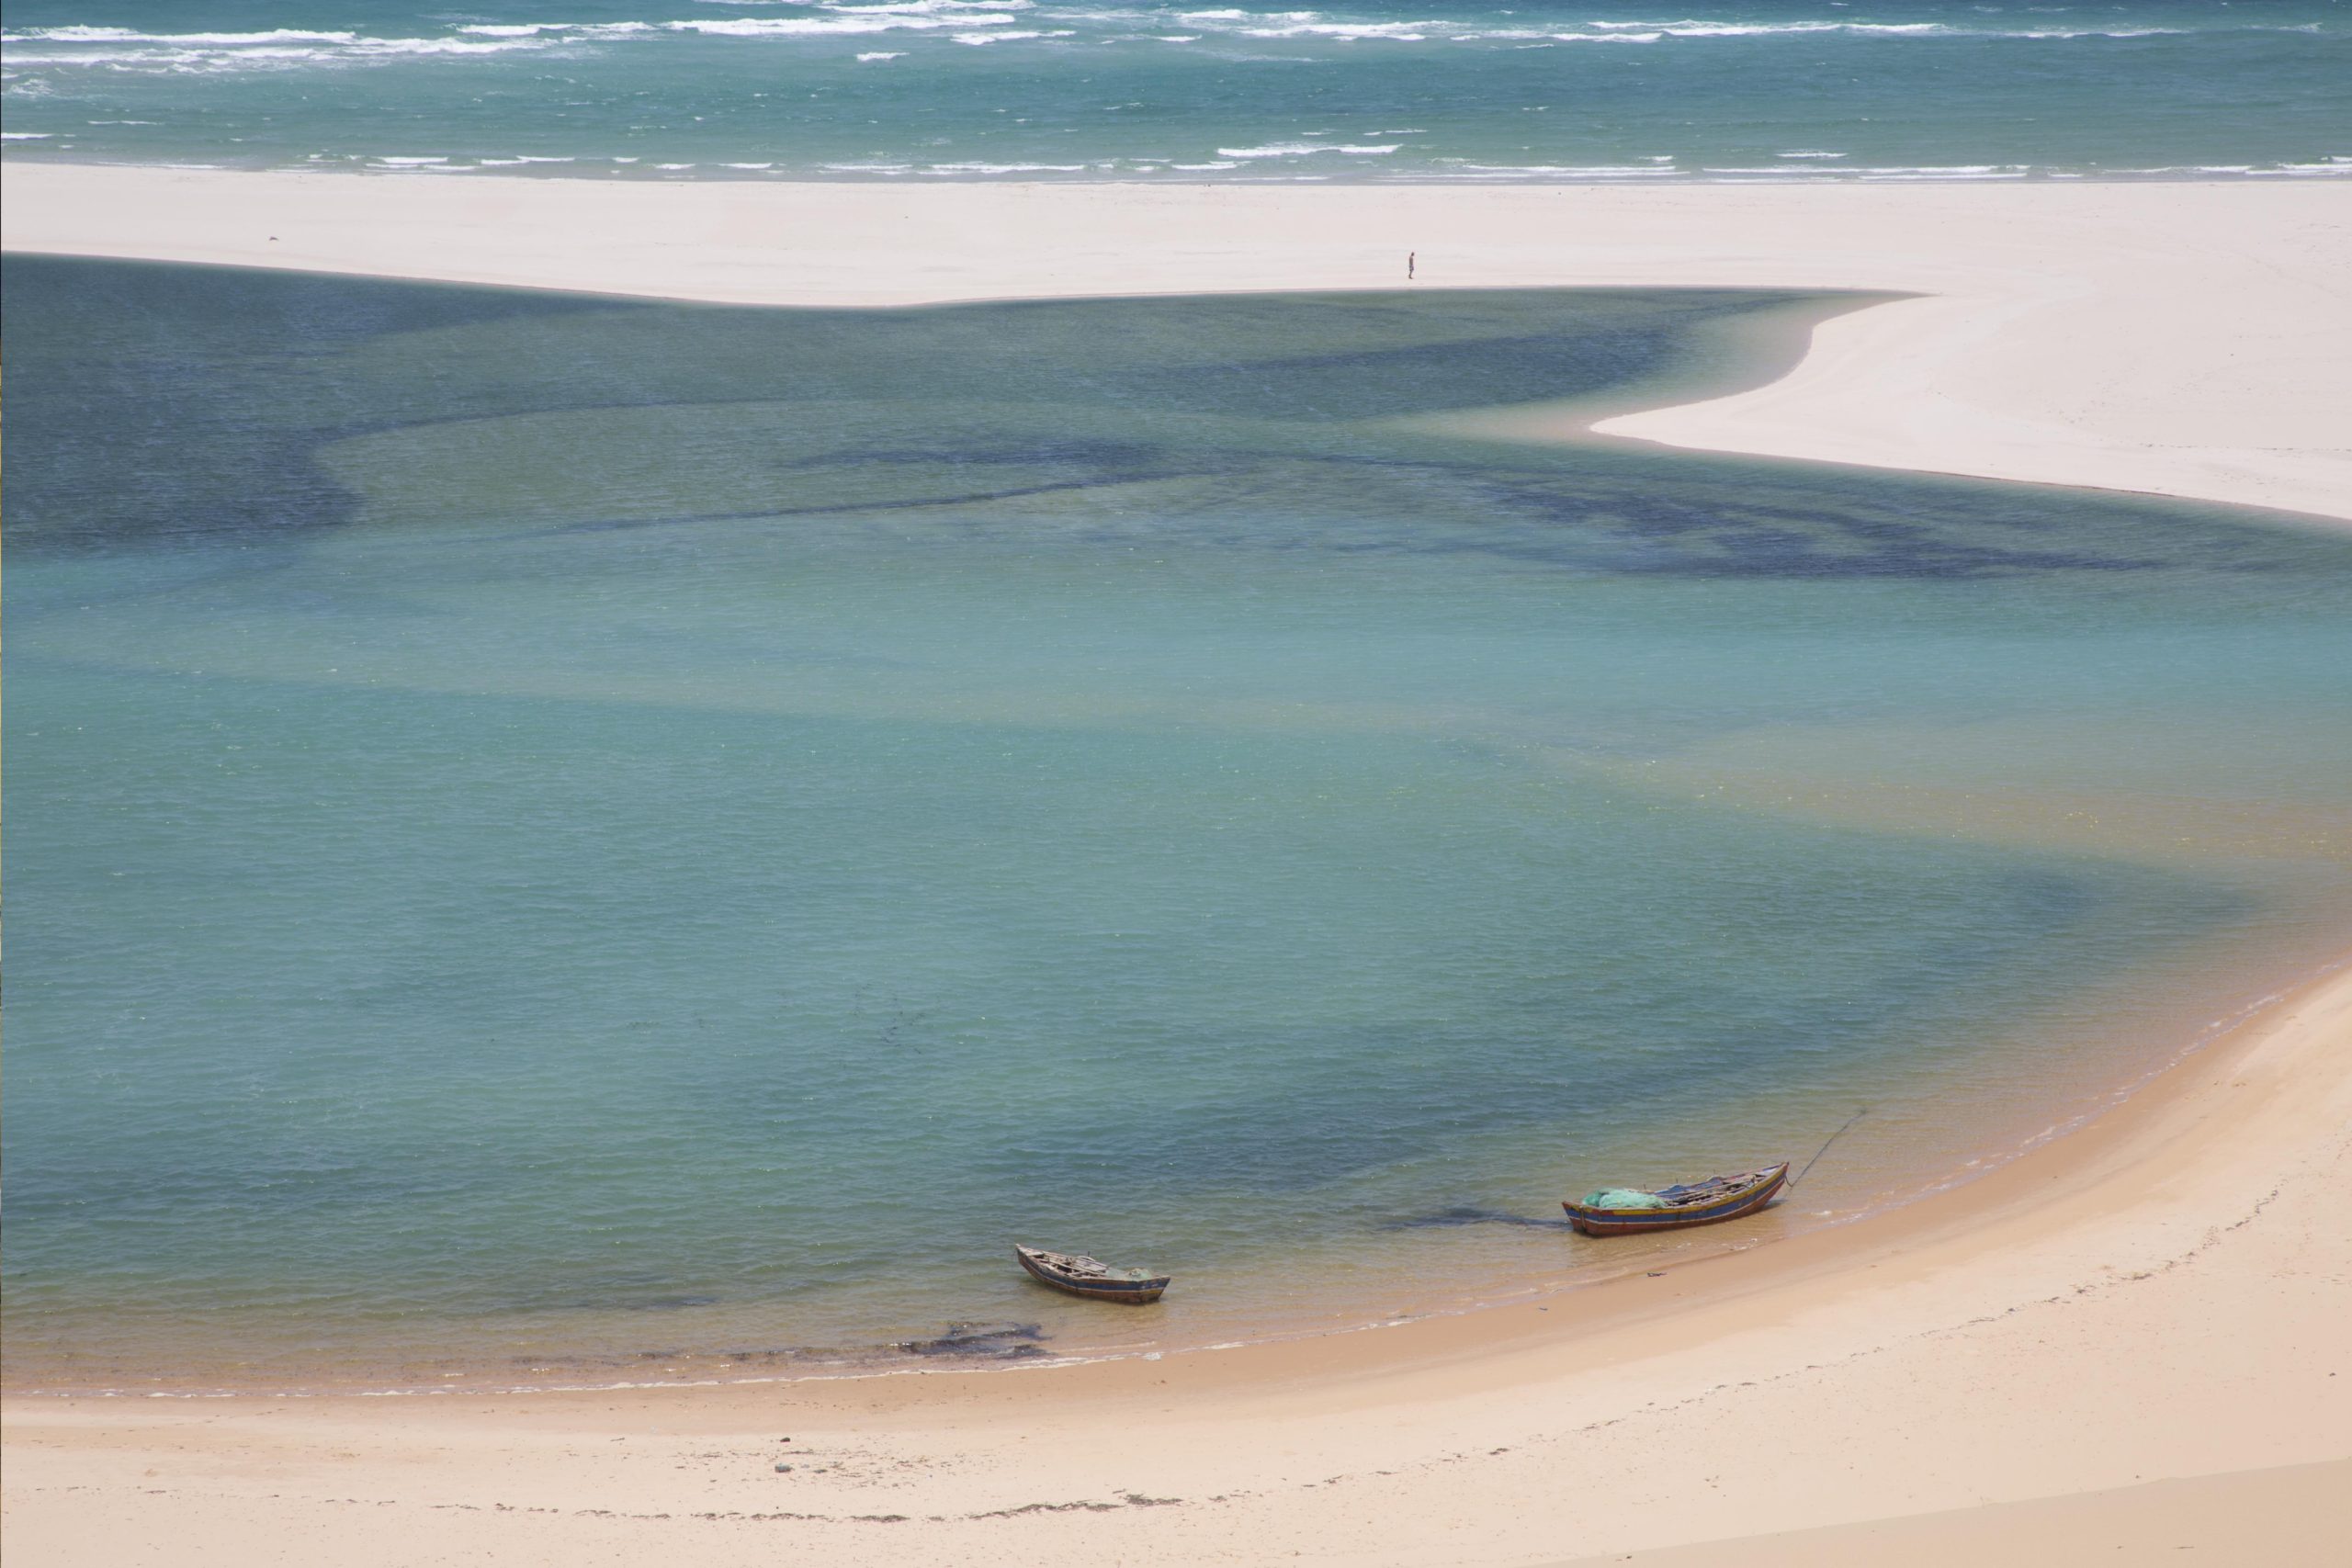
[6,168,2351,1564]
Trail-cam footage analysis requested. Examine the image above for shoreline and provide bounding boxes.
[9,951,2347,1562]
[6,925,2334,1404]
[6,166,2349,525]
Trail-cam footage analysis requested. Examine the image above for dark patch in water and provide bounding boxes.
[769,437,1178,473]
[2,256,629,555]
[11,256,2338,594]
[894,1322,1050,1359]
[1463,473,2182,581]
[543,473,1216,533]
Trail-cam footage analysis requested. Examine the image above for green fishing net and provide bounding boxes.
[1579,1188,1668,1210]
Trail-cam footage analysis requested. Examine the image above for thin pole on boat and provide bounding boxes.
[1791,1108,1868,1190]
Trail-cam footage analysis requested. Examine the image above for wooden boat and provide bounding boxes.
[1561,1161,1790,1236]
[1014,1245,1170,1303]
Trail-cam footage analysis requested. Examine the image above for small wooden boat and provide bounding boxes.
[1562,1161,1790,1236]
[1014,1245,1170,1303]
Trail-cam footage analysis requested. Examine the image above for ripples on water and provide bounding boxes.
[2,1,2347,179]
[6,258,2351,1389]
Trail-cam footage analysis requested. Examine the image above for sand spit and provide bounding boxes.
[6,168,2349,524]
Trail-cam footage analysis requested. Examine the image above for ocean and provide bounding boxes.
[6,258,2351,1390]
[3,1,2347,181]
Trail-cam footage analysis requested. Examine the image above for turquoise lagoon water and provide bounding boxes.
[6,259,2352,1389]
[3,1,2348,181]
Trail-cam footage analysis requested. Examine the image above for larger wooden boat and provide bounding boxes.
[1014,1245,1170,1303]
[1561,1161,1790,1236]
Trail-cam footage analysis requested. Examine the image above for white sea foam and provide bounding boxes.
[1849,164,2031,180]
[1475,28,1662,44]
[831,0,1035,14]
[3,27,363,45]
[666,15,1014,36]
[922,160,1089,172]
[0,9,2301,64]
[1675,21,1947,37]
[3,130,55,139]
[457,22,657,39]
[1453,163,1680,178]
[2005,28,2188,39]
[1238,21,1433,41]
[6,31,543,54]
[361,39,548,55]
[1583,19,1943,39]
[3,34,555,72]
[856,51,907,60]
[1216,141,1401,158]
[1577,18,2205,41]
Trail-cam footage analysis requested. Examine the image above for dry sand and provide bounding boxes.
[7,166,2351,522]
[6,168,2352,1563]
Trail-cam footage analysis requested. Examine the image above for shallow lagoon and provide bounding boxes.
[7,260,2350,1387]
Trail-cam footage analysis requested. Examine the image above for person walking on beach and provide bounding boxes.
[1408,251,1417,281]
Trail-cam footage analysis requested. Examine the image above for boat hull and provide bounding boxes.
[1014,1247,1170,1303]
[1562,1163,1790,1236]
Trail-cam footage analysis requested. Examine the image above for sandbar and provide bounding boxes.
[6,166,2350,523]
